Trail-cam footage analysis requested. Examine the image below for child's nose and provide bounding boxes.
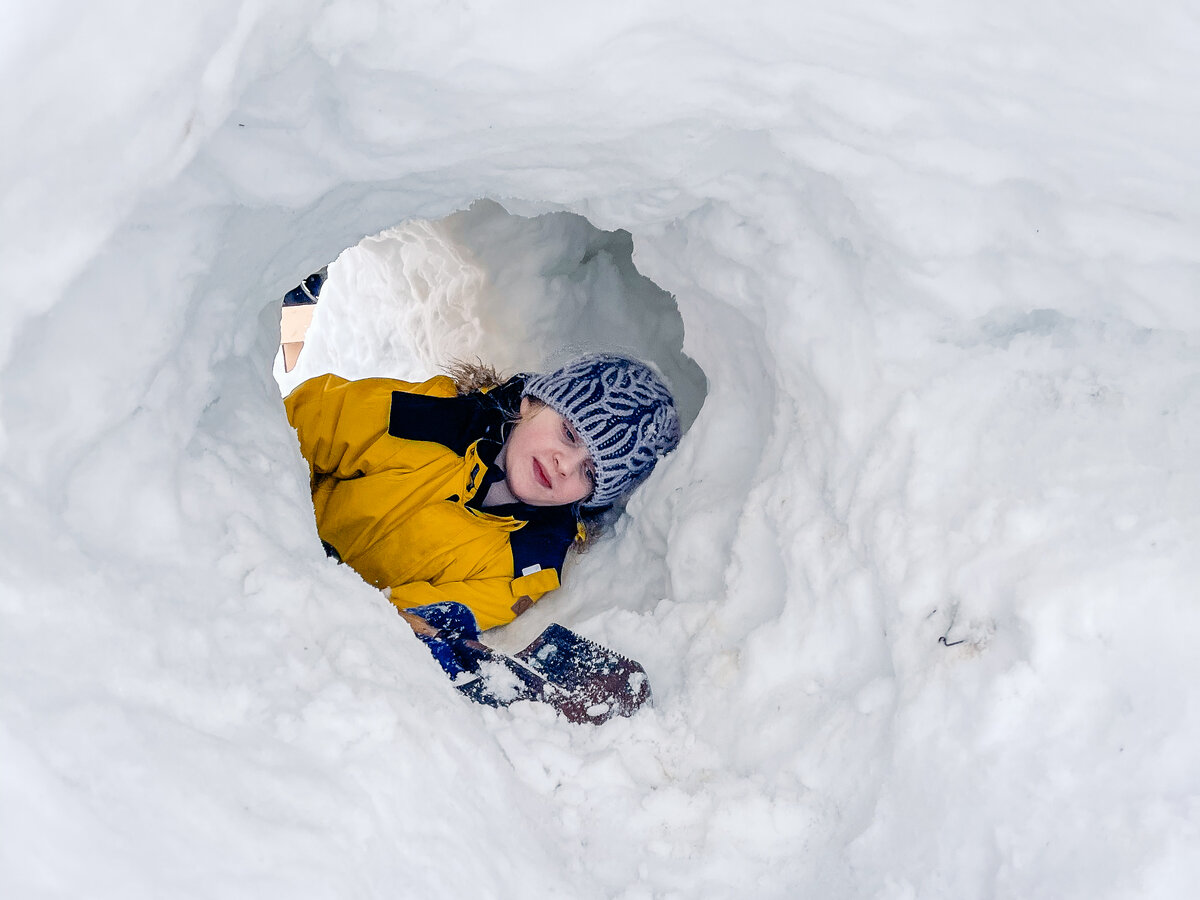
[557,445,587,475]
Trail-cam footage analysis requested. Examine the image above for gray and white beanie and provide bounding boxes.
[523,353,681,508]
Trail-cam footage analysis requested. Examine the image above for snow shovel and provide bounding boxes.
[400,608,652,724]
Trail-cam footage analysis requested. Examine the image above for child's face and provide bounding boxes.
[502,398,595,507]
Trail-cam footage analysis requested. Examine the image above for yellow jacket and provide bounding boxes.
[285,373,580,629]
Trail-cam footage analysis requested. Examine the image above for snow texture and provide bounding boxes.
[2,1,1199,898]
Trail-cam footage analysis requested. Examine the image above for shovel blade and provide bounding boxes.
[512,624,652,724]
[449,623,652,725]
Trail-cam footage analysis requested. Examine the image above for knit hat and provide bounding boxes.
[523,353,681,508]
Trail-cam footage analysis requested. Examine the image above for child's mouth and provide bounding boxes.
[534,459,552,489]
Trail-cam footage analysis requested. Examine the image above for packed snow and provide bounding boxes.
[3,1,1199,898]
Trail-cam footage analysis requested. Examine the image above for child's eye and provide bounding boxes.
[563,420,594,485]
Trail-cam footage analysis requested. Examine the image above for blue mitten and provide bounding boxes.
[407,601,480,639]
[406,602,488,678]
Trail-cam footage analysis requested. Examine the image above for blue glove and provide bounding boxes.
[406,602,488,678]
[407,602,480,639]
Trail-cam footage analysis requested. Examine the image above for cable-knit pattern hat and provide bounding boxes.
[523,353,681,508]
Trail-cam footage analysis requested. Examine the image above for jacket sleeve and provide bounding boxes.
[284,373,458,481]
[388,578,548,631]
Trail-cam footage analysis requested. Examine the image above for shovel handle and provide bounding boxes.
[397,608,441,638]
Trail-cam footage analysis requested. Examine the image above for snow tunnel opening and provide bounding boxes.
[272,197,707,433]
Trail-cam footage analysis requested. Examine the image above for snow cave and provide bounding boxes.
[3,2,1198,898]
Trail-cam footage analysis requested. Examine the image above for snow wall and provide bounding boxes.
[2,2,1199,898]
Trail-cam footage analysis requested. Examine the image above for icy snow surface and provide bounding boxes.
[3,1,1199,898]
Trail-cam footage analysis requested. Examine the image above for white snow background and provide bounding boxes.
[2,1,1198,898]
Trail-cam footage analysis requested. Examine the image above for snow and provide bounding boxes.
[3,1,1199,898]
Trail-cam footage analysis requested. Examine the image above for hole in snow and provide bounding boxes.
[273,198,706,430]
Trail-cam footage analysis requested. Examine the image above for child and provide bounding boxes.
[285,353,681,631]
